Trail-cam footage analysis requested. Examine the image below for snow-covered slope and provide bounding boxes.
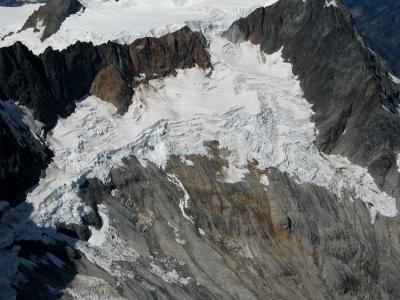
[1,0,400,298]
[27,34,396,240]
[0,3,40,40]
[0,0,278,53]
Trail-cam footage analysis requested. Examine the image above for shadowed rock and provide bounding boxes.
[342,0,400,76]
[223,0,400,199]
[64,145,400,299]
[0,27,211,128]
[0,27,210,206]
[0,101,52,206]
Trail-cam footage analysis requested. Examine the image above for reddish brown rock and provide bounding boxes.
[90,65,133,114]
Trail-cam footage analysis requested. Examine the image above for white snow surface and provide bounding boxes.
[88,205,109,247]
[260,174,270,187]
[0,0,398,297]
[25,38,397,233]
[0,0,279,54]
[167,174,194,223]
[150,262,191,286]
[389,73,400,84]
[325,0,338,7]
[0,3,41,41]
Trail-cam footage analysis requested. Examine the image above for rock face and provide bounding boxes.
[0,0,45,7]
[0,101,51,206]
[0,27,210,205]
[21,0,83,41]
[342,0,400,76]
[89,65,134,114]
[3,1,400,299]
[0,27,211,128]
[224,0,400,200]
[50,146,399,299]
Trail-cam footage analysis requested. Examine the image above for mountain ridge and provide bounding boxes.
[224,0,400,201]
[1,0,400,299]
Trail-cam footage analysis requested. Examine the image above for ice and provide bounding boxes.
[0,0,279,54]
[260,174,270,187]
[0,1,398,296]
[218,166,249,184]
[21,36,397,234]
[167,174,193,223]
[61,275,126,300]
[150,262,191,286]
[0,3,41,41]
[389,73,400,84]
[88,205,109,247]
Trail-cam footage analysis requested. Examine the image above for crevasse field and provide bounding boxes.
[0,0,398,296]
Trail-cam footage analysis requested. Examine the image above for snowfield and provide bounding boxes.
[0,0,279,54]
[0,3,41,41]
[0,0,399,297]
[26,37,397,237]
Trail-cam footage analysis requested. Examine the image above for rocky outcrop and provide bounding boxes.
[223,0,400,199]
[52,145,400,299]
[0,27,211,128]
[0,27,210,205]
[130,26,211,78]
[342,0,400,76]
[89,65,134,114]
[0,101,52,206]
[21,0,83,41]
[0,0,45,7]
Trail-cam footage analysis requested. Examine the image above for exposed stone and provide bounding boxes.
[0,27,211,206]
[223,0,400,199]
[0,27,211,127]
[90,65,133,114]
[129,26,212,78]
[56,222,92,241]
[0,102,52,206]
[21,0,83,41]
[342,0,400,76]
[66,148,400,299]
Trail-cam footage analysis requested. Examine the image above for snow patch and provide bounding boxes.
[61,275,126,300]
[88,205,109,247]
[168,222,186,245]
[218,165,248,184]
[260,174,270,187]
[23,37,397,235]
[0,3,41,41]
[198,227,206,236]
[180,156,194,166]
[389,73,400,84]
[150,262,190,286]
[325,0,338,7]
[167,174,193,223]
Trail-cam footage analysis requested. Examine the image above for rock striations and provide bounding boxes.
[2,0,400,299]
[224,0,400,200]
